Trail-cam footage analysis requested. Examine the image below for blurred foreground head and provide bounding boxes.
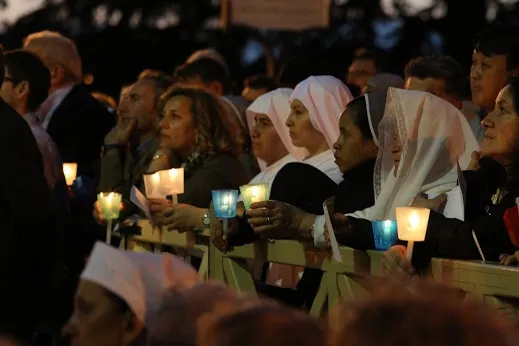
[146,282,258,346]
[330,281,519,346]
[199,303,328,346]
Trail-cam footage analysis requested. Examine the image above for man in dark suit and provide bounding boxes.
[0,46,58,341]
[23,31,115,179]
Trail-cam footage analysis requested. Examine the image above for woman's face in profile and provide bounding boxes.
[159,96,196,157]
[333,108,377,173]
[62,281,140,346]
[481,85,519,166]
[286,99,325,152]
[250,113,287,165]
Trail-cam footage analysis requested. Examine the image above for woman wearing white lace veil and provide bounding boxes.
[287,76,354,183]
[327,88,480,250]
[349,87,480,222]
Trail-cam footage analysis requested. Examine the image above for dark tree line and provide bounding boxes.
[0,0,518,96]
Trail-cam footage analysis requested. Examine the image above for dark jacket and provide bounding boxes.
[180,154,251,208]
[46,85,115,179]
[0,99,57,337]
[229,159,376,246]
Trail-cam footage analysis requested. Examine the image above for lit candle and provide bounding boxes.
[212,190,239,234]
[396,207,430,261]
[239,183,270,210]
[371,220,398,251]
[221,194,230,211]
[97,192,123,244]
[63,163,77,186]
[143,169,184,201]
[97,192,122,220]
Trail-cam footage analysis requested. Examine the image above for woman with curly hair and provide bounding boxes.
[148,87,250,230]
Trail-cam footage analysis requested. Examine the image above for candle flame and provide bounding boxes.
[383,220,392,235]
[408,212,421,230]
[62,163,77,186]
[169,169,178,178]
[250,186,260,199]
[152,172,160,183]
[223,194,230,204]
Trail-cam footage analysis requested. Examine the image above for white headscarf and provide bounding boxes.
[81,242,198,322]
[242,89,306,192]
[349,88,480,221]
[246,88,308,167]
[290,76,354,149]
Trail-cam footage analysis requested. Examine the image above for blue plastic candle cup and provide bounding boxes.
[212,190,239,218]
[372,220,398,251]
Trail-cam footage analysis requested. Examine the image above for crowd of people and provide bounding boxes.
[1,19,519,346]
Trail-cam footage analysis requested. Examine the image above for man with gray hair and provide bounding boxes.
[24,30,115,179]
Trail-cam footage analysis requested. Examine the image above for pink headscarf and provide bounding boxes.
[290,76,354,149]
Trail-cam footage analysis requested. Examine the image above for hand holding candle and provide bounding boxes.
[396,207,430,261]
[240,183,270,210]
[63,163,77,186]
[97,192,123,244]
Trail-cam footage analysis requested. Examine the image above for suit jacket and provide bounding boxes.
[0,98,57,335]
[46,85,115,179]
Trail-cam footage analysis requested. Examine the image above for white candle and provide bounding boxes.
[144,169,184,198]
[63,163,77,186]
[396,207,430,262]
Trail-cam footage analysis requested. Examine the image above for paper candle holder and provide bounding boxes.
[97,192,123,220]
[239,183,270,210]
[396,207,430,242]
[372,220,398,251]
[143,168,184,198]
[212,190,239,218]
[63,163,78,186]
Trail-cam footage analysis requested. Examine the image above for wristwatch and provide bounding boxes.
[202,212,211,226]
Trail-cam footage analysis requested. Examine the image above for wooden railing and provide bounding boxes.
[115,217,519,320]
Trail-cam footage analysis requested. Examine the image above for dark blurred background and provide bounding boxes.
[1,0,518,97]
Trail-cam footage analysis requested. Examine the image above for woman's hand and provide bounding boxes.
[150,200,205,233]
[245,200,314,240]
[500,251,519,266]
[382,245,416,280]
[410,193,447,212]
[467,151,481,171]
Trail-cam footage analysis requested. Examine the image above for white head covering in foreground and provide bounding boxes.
[80,242,198,323]
[290,75,354,149]
[349,88,480,221]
